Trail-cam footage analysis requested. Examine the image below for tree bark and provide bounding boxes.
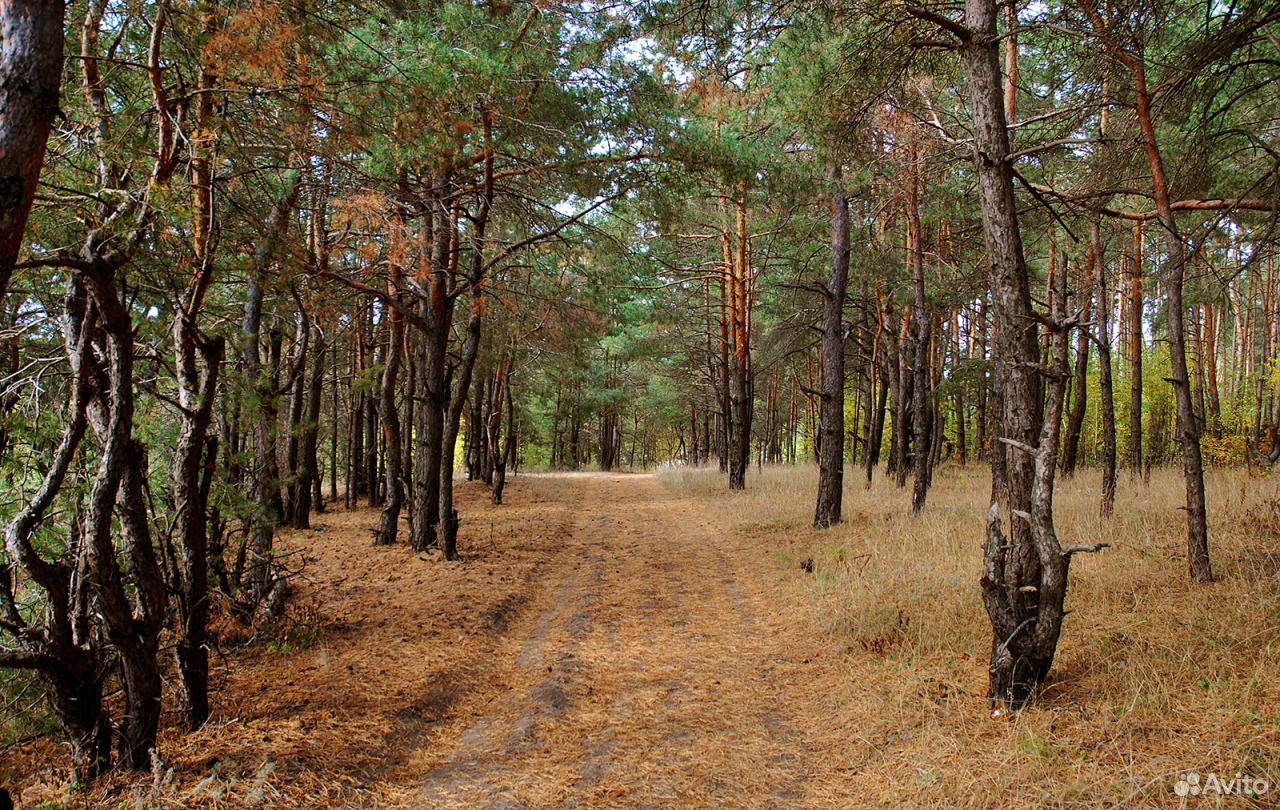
[2,284,112,782]
[865,295,891,485]
[365,314,380,508]
[725,185,753,490]
[1061,260,1093,477]
[908,138,933,515]
[296,321,325,524]
[1127,56,1214,582]
[439,129,493,557]
[1093,222,1119,517]
[171,297,223,728]
[891,309,914,488]
[79,257,167,770]
[1083,6,1213,581]
[0,0,65,299]
[926,0,1069,709]
[284,315,309,524]
[374,217,407,546]
[492,374,516,505]
[242,180,300,599]
[1128,223,1144,477]
[411,172,454,552]
[814,162,850,528]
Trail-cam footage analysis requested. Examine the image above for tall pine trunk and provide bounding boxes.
[374,251,405,546]
[908,138,933,514]
[1093,222,1119,517]
[814,162,851,527]
[917,0,1090,708]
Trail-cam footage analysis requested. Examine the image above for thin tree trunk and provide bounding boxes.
[908,137,933,515]
[815,162,850,527]
[1093,222,1119,517]
[296,321,324,526]
[1129,223,1144,478]
[493,373,516,505]
[1062,258,1094,477]
[1205,302,1221,435]
[365,313,380,508]
[374,243,405,545]
[1121,41,1213,582]
[892,309,914,488]
[284,315,308,524]
[330,338,338,504]
[1081,6,1212,580]
[243,181,299,599]
[726,184,753,490]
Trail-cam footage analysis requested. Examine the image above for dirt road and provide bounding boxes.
[5,472,844,808]
[403,472,825,808]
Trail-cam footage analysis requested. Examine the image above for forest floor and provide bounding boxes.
[4,466,1280,808]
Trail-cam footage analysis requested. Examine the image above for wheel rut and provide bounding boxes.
[406,473,818,809]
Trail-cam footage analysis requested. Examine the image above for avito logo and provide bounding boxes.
[1174,771,1269,798]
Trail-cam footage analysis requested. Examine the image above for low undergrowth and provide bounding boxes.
[660,462,1280,809]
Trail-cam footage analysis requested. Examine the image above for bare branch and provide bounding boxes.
[1063,543,1110,557]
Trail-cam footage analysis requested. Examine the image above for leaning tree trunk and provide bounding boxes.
[2,283,113,782]
[78,258,168,770]
[0,0,65,300]
[865,359,888,486]
[814,162,850,528]
[373,213,407,542]
[1127,55,1214,582]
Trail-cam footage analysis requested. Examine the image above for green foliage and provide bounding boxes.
[1,668,58,749]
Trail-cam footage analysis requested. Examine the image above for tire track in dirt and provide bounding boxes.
[367,490,588,780]
[404,473,818,809]
[415,485,607,808]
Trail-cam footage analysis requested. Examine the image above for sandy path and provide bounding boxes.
[401,472,822,808]
[2,471,841,808]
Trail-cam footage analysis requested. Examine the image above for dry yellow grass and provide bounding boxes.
[658,462,1280,808]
